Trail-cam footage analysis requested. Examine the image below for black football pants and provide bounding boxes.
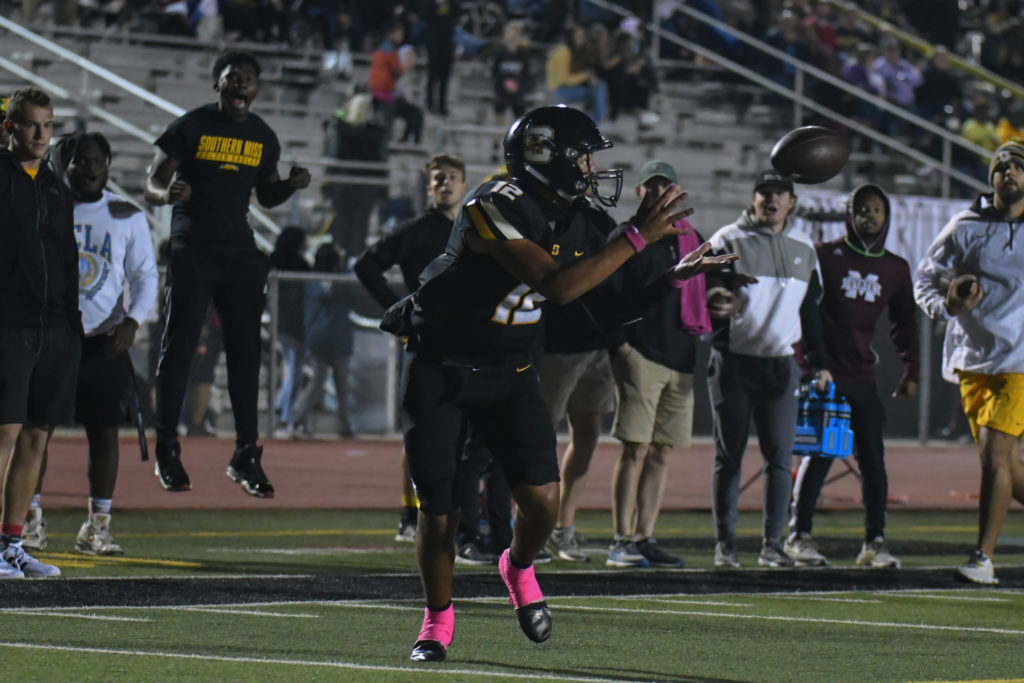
[156,242,268,446]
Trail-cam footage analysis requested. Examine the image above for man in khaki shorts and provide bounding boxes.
[539,205,619,563]
[607,160,711,568]
[540,340,617,562]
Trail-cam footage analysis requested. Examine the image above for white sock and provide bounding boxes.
[30,494,41,510]
[89,497,113,516]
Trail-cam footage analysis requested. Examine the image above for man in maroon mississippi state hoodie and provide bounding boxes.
[786,183,920,569]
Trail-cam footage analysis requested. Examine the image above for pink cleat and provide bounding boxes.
[410,603,454,662]
[499,549,552,643]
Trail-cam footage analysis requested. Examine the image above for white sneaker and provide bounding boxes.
[272,425,294,439]
[76,514,124,556]
[856,537,902,569]
[546,526,589,562]
[714,541,741,568]
[1,543,60,578]
[22,507,48,551]
[394,520,417,543]
[606,538,649,568]
[784,531,828,566]
[955,549,998,585]
[0,554,24,579]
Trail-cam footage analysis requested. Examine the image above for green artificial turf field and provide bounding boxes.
[2,509,1022,682]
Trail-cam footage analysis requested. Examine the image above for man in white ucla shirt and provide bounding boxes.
[25,132,158,556]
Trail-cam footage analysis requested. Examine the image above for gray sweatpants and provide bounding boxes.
[707,349,799,544]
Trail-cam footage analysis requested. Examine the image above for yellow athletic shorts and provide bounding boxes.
[958,371,1024,440]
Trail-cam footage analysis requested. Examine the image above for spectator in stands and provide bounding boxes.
[27,132,159,558]
[270,227,310,438]
[871,37,922,139]
[705,171,830,569]
[840,43,885,132]
[763,9,814,90]
[369,20,411,137]
[914,138,1024,586]
[915,46,963,128]
[605,160,709,570]
[21,0,77,24]
[395,46,425,144]
[801,2,837,57]
[996,101,1024,145]
[354,153,469,543]
[419,0,459,116]
[288,243,356,438]
[786,184,919,570]
[324,93,389,256]
[491,20,533,159]
[0,87,80,579]
[145,51,311,497]
[546,23,609,124]
[833,8,874,61]
[0,96,9,148]
[605,19,660,129]
[959,97,1001,182]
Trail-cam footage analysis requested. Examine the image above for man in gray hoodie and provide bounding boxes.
[915,139,1024,585]
[705,170,830,569]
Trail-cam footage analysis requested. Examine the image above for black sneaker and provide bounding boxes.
[226,443,275,498]
[636,538,685,568]
[154,439,191,492]
[454,541,498,565]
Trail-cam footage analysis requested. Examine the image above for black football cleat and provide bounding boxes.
[154,440,191,492]
[515,601,552,643]
[226,443,275,498]
[410,640,447,662]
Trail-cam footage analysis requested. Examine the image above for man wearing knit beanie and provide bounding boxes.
[914,134,1024,586]
[988,138,1024,186]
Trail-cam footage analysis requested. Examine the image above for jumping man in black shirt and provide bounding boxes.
[145,51,311,497]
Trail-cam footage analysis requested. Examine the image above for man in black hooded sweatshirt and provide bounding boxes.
[785,184,919,569]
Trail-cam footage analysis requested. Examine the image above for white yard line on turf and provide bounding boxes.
[0,642,634,682]
[559,604,1024,636]
[177,607,321,618]
[765,595,884,604]
[5,611,150,622]
[606,596,754,607]
[872,592,1011,602]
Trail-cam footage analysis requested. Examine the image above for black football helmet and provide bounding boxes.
[503,105,623,207]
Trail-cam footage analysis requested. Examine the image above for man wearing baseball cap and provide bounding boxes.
[601,159,711,569]
[914,137,1024,585]
[703,169,830,569]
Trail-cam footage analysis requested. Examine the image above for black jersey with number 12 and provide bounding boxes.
[410,179,597,365]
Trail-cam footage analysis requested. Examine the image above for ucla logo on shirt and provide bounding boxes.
[841,270,882,302]
[76,222,113,299]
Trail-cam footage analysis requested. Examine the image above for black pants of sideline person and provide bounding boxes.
[156,242,269,446]
[791,379,888,541]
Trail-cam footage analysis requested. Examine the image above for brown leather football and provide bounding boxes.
[770,126,850,184]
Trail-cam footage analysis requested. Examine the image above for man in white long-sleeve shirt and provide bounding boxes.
[914,138,1024,586]
[25,132,158,556]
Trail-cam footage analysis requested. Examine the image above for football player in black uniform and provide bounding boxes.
[382,105,739,662]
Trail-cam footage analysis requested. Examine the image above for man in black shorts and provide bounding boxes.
[145,50,311,497]
[0,87,81,578]
[50,132,158,555]
[385,105,737,662]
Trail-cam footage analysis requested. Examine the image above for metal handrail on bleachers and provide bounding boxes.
[583,0,990,199]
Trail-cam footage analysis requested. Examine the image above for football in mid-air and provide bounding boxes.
[770,126,850,184]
